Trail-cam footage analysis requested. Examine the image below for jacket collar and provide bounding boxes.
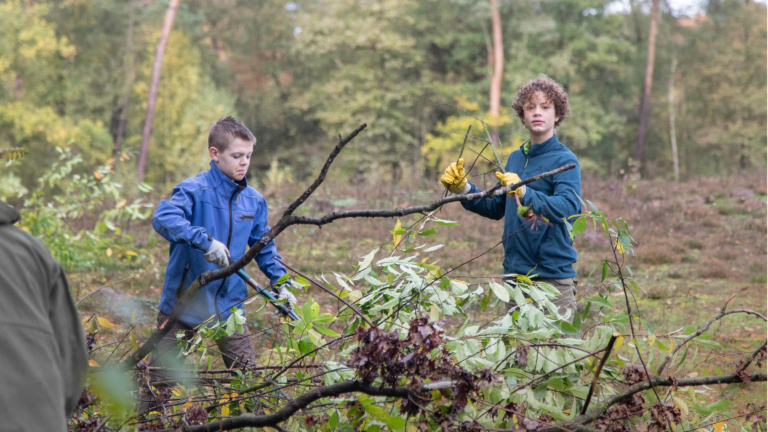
[0,201,21,225]
[208,160,247,198]
[527,134,560,157]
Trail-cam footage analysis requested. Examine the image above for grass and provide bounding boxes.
[69,170,767,423]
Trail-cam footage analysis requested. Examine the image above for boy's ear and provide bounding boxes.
[209,146,219,162]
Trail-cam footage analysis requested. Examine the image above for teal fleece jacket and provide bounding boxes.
[461,134,581,279]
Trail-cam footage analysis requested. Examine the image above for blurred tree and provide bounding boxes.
[137,0,180,182]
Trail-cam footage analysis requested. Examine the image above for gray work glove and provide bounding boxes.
[277,285,297,308]
[204,239,230,268]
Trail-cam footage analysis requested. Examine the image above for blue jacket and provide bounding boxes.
[152,161,287,327]
[462,135,581,279]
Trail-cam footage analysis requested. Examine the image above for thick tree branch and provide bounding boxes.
[289,164,576,227]
[541,373,767,432]
[157,380,456,432]
[656,309,766,375]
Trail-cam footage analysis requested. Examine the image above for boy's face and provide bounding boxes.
[209,137,253,182]
[522,91,559,140]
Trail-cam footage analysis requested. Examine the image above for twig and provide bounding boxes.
[540,373,767,432]
[76,275,136,305]
[581,333,618,415]
[656,308,767,375]
[735,340,768,376]
[277,259,373,327]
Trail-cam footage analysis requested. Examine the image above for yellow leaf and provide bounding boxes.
[452,279,467,285]
[422,257,428,264]
[125,250,138,256]
[172,388,182,397]
[131,309,137,325]
[672,396,689,416]
[129,332,138,351]
[88,359,100,367]
[648,334,656,349]
[82,412,89,419]
[97,317,116,328]
[148,411,162,417]
[349,290,362,302]
[106,248,112,257]
[392,219,402,248]
[221,405,230,416]
[713,422,725,432]
[94,170,103,180]
[614,336,624,352]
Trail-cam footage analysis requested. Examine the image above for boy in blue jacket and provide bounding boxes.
[440,75,581,317]
[150,116,295,370]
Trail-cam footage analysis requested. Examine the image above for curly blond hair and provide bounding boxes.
[511,74,569,127]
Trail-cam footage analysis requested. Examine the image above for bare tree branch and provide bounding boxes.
[288,164,576,227]
[541,373,767,432]
[656,308,766,375]
[156,379,456,432]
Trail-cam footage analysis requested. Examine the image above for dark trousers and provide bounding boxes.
[149,311,258,373]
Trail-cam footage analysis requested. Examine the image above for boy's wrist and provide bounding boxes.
[199,234,214,251]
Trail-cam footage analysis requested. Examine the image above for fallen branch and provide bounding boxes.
[541,373,767,432]
[156,379,456,432]
[656,308,767,375]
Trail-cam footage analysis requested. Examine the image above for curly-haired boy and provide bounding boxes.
[440,75,581,317]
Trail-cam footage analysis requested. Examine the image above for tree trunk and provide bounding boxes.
[136,0,180,182]
[668,53,679,182]
[489,0,503,118]
[114,1,137,162]
[635,0,658,166]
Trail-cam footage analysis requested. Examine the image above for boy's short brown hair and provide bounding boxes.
[208,117,256,151]
[511,74,569,127]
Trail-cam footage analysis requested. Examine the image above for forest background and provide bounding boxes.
[0,0,767,431]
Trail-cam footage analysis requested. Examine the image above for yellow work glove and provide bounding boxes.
[440,158,468,193]
[494,171,524,197]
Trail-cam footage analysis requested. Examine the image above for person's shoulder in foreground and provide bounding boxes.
[0,200,88,432]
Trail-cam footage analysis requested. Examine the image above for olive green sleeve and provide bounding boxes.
[49,267,88,416]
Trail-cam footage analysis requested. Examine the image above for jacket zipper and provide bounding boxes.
[214,183,245,320]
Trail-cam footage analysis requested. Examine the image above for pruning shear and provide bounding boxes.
[229,260,301,321]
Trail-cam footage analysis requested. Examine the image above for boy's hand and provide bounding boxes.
[494,171,526,197]
[278,285,297,308]
[204,240,230,268]
[440,158,470,194]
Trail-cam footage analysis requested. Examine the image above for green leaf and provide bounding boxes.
[557,320,579,336]
[357,248,380,272]
[708,399,731,411]
[276,273,290,285]
[588,296,612,309]
[314,325,340,337]
[682,325,697,335]
[489,281,510,303]
[313,313,336,324]
[383,416,406,431]
[417,228,437,236]
[601,261,608,282]
[432,219,458,226]
[572,218,587,237]
[696,339,723,349]
[362,404,390,420]
[480,290,490,311]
